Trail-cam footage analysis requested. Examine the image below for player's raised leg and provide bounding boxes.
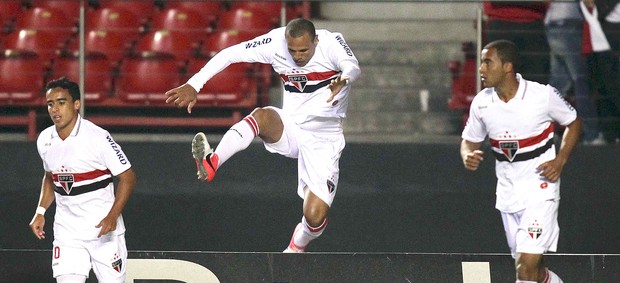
[192,109,268,182]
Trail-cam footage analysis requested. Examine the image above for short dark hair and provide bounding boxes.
[285,18,316,41]
[45,77,81,101]
[484,40,520,73]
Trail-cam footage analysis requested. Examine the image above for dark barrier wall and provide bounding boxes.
[2,141,619,254]
[1,250,619,282]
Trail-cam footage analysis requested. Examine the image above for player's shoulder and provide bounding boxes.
[36,125,55,145]
[79,118,113,140]
[471,88,494,104]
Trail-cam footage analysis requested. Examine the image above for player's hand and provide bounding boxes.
[536,159,564,182]
[464,150,484,171]
[29,214,46,240]
[96,215,118,238]
[327,75,349,102]
[165,84,198,114]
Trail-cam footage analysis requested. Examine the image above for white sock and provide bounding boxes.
[515,281,536,283]
[56,274,87,283]
[293,217,328,248]
[214,115,259,167]
[545,269,563,283]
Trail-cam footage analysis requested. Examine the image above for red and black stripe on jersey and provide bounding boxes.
[52,169,112,196]
[279,70,339,93]
[489,123,555,163]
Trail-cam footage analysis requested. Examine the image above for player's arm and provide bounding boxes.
[29,172,56,240]
[96,168,136,237]
[460,139,484,171]
[165,30,276,113]
[537,117,583,182]
[327,33,361,102]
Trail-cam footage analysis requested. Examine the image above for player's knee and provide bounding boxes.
[303,207,328,227]
[515,255,543,281]
[56,274,87,283]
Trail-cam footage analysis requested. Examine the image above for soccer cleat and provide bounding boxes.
[192,132,218,182]
[283,223,306,253]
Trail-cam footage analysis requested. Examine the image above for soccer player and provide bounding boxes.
[460,40,582,283]
[165,18,361,252]
[29,77,136,282]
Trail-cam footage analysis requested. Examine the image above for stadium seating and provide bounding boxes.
[0,0,23,27]
[163,1,223,27]
[1,29,61,64]
[135,30,195,64]
[115,55,182,104]
[14,6,76,48]
[448,41,478,128]
[186,58,257,106]
[229,2,302,25]
[201,29,257,58]
[50,55,114,103]
[0,53,46,103]
[216,7,274,35]
[150,7,211,48]
[67,29,127,65]
[97,0,157,24]
[30,0,84,23]
[85,7,143,45]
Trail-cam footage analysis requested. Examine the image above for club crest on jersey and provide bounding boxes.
[326,179,335,193]
[499,141,519,162]
[58,174,74,194]
[288,75,308,92]
[112,258,122,272]
[528,220,543,240]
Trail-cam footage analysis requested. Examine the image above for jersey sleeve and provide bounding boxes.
[547,86,577,126]
[327,32,361,83]
[96,132,132,176]
[187,28,281,92]
[461,93,488,143]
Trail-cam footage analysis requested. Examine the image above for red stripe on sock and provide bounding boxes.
[306,218,329,233]
[543,269,550,283]
[243,116,259,137]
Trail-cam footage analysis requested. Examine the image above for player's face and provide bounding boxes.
[46,87,80,136]
[479,47,508,88]
[286,32,318,67]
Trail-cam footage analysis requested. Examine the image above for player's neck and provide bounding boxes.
[496,75,519,102]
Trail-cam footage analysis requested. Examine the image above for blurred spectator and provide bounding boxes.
[483,1,550,84]
[581,0,620,143]
[545,1,605,145]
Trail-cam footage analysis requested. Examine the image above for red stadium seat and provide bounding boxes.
[98,0,157,24]
[14,6,76,47]
[2,29,62,63]
[135,30,195,63]
[163,1,223,26]
[216,8,274,35]
[50,56,114,103]
[201,29,257,58]
[0,53,46,102]
[68,29,127,65]
[150,7,211,47]
[31,0,85,23]
[230,2,302,24]
[448,41,478,128]
[115,56,182,104]
[187,58,256,104]
[86,7,142,44]
[0,0,24,25]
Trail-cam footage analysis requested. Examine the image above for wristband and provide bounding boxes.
[35,206,46,216]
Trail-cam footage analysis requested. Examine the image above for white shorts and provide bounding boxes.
[263,107,345,207]
[52,234,127,282]
[501,199,560,258]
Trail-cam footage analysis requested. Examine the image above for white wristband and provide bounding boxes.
[35,206,46,216]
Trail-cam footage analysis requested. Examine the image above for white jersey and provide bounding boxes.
[187,27,361,125]
[462,74,577,213]
[37,116,131,240]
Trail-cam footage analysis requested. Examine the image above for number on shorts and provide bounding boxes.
[54,246,60,259]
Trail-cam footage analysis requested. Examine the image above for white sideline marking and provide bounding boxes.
[462,262,491,283]
[126,259,220,283]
